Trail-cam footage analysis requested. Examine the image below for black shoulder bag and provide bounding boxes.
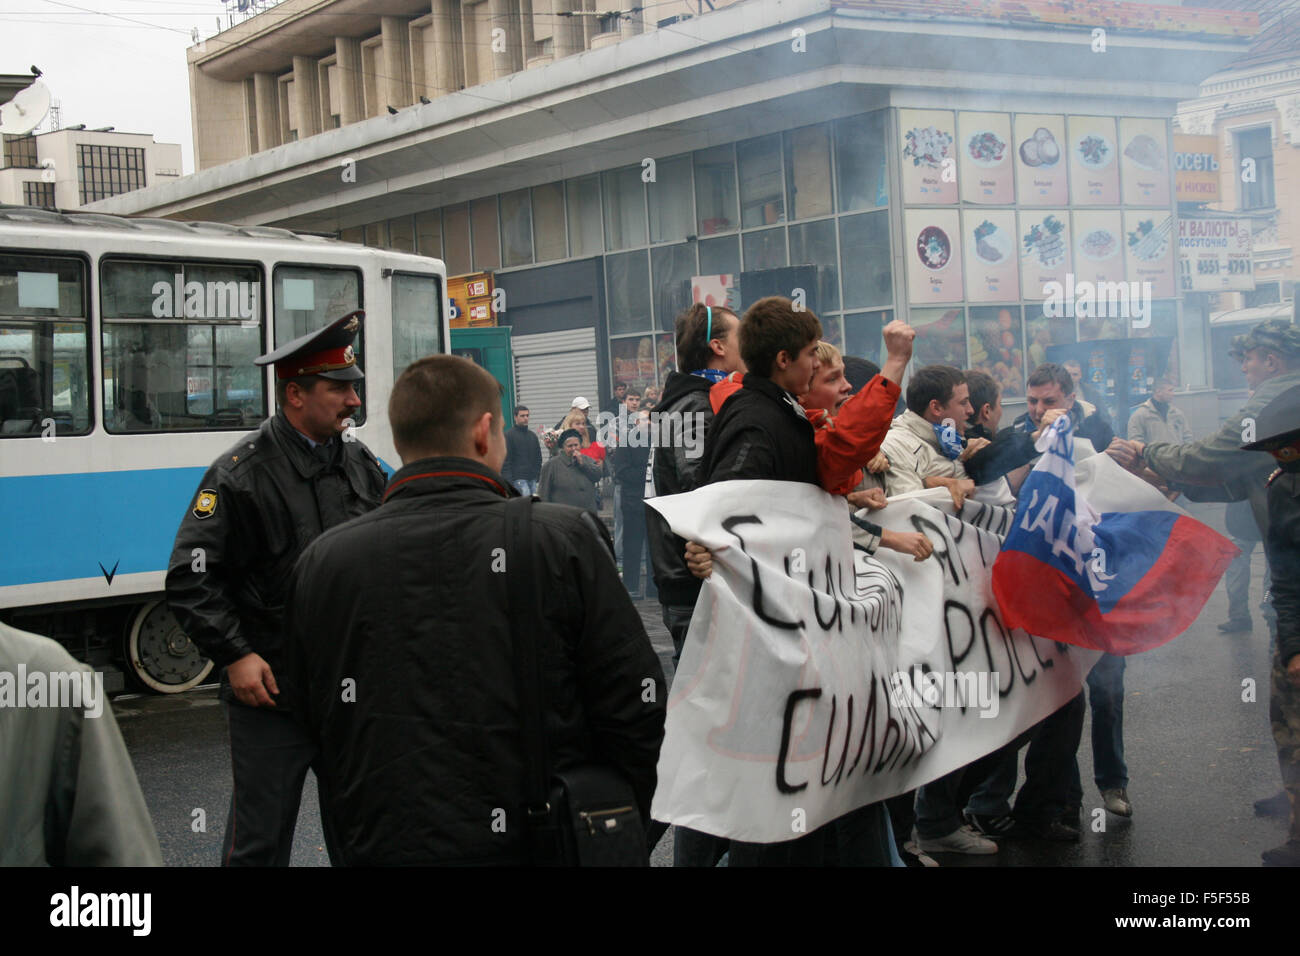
[504,495,649,866]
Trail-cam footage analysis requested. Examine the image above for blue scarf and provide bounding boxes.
[692,368,729,384]
[933,421,964,460]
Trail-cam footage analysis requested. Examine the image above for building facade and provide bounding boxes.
[89,0,1260,431]
[0,128,182,212]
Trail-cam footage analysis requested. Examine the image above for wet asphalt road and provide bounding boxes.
[113,515,1288,867]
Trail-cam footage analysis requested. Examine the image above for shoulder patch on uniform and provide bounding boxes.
[193,489,218,519]
[1268,468,1283,487]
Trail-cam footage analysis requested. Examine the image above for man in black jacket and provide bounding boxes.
[165,311,387,865]
[1242,385,1300,864]
[282,355,666,865]
[501,404,542,496]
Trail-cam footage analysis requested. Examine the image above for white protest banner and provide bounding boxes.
[647,481,1098,843]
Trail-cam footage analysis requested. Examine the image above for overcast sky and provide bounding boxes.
[0,0,233,174]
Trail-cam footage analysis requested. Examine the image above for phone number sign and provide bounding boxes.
[1178,217,1254,292]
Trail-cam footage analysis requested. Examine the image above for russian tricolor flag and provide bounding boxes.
[992,416,1239,655]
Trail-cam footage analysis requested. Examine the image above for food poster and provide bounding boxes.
[968,305,1025,398]
[1124,210,1176,298]
[962,210,1019,302]
[611,335,656,388]
[1068,115,1120,205]
[1018,210,1072,301]
[1071,210,1125,285]
[899,109,958,204]
[1119,118,1171,207]
[906,208,964,304]
[958,112,1014,204]
[909,307,968,369]
[1013,114,1067,206]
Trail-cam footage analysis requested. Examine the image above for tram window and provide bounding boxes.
[0,254,90,438]
[100,258,267,433]
[391,273,444,383]
[273,265,366,425]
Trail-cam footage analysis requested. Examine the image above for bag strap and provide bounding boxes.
[504,494,552,823]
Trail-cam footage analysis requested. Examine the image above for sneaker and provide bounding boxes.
[964,811,1015,838]
[1262,840,1300,866]
[1218,618,1252,633]
[900,840,940,867]
[1009,817,1080,843]
[915,825,998,855]
[1255,790,1290,817]
[1102,788,1133,817]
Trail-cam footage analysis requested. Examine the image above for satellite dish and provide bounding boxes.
[0,81,51,136]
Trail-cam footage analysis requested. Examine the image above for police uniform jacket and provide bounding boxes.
[1143,369,1300,538]
[164,412,386,698]
[280,457,667,865]
[1267,465,1300,666]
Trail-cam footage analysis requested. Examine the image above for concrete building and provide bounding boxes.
[1176,0,1299,407]
[89,0,1261,430]
[0,127,182,212]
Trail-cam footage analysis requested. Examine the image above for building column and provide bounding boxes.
[381,16,412,108]
[334,36,363,125]
[429,0,463,96]
[552,0,582,59]
[291,56,321,138]
[488,0,523,78]
[253,72,279,151]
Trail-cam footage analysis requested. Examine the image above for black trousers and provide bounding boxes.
[222,700,327,866]
[621,492,650,595]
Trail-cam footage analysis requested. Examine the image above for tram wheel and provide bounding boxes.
[122,599,215,694]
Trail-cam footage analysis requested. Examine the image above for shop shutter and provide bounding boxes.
[512,328,600,437]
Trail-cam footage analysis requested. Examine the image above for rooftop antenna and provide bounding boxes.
[0,78,52,136]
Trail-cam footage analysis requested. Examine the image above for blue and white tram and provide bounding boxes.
[0,205,450,692]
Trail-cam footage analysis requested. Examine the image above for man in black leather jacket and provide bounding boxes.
[282,355,666,865]
[165,311,386,865]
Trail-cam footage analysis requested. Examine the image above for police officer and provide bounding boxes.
[165,310,386,866]
[1241,385,1300,865]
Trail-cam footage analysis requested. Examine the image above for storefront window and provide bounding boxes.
[652,243,696,331]
[821,315,843,349]
[910,307,967,369]
[784,124,833,222]
[1131,301,1180,386]
[694,144,738,236]
[743,227,786,272]
[968,305,1025,399]
[738,134,784,228]
[567,175,603,257]
[388,215,414,253]
[843,310,890,365]
[836,112,889,212]
[839,211,891,309]
[606,250,651,334]
[415,210,442,259]
[1025,306,1076,370]
[698,235,740,277]
[788,219,839,312]
[532,182,567,262]
[610,334,657,389]
[471,197,501,270]
[443,204,471,275]
[364,221,387,249]
[500,189,533,267]
[656,332,676,383]
[649,155,693,245]
[339,226,364,245]
[603,165,648,251]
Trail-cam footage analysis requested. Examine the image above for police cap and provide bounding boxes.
[1241,384,1300,461]
[1227,319,1300,362]
[255,310,364,381]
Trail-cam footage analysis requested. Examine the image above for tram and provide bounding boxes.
[0,204,450,692]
